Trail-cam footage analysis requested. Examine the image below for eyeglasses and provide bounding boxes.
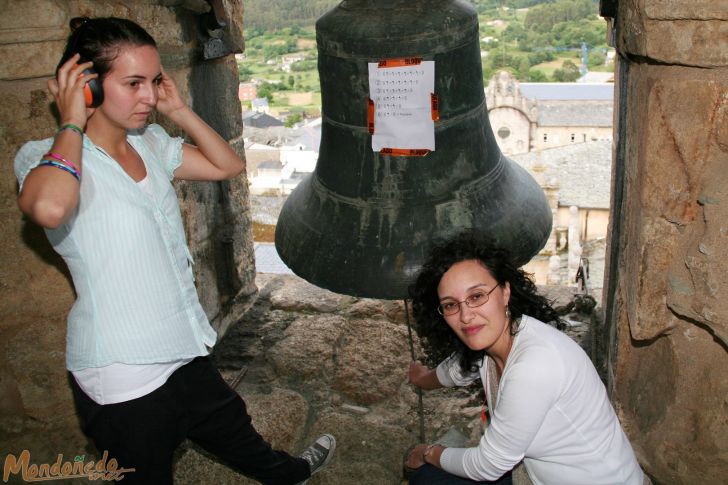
[437,285,499,316]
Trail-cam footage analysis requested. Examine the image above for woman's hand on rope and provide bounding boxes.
[409,361,428,386]
[409,361,442,390]
[404,443,428,471]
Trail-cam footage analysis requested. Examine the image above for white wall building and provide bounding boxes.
[246,120,323,195]
[279,124,321,174]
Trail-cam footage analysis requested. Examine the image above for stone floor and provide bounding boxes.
[174,273,593,484]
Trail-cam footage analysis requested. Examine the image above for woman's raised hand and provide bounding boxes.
[157,67,244,182]
[47,53,95,128]
[155,69,187,118]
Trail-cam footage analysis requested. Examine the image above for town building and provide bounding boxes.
[242,110,284,129]
[246,118,322,195]
[485,70,613,155]
[238,81,257,101]
[279,120,321,174]
[249,160,304,195]
[251,97,270,114]
[280,53,306,72]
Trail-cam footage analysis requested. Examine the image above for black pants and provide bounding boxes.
[70,356,309,484]
[409,464,513,485]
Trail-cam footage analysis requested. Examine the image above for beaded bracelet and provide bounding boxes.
[43,152,80,174]
[38,160,81,182]
[58,123,84,137]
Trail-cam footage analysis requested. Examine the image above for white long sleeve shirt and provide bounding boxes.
[437,315,643,485]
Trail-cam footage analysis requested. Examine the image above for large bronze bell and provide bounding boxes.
[275,0,552,299]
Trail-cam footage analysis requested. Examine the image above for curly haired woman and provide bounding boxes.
[404,232,644,485]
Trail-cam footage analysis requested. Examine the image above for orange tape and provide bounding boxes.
[377,57,422,68]
[379,148,431,157]
[367,98,375,134]
[431,93,440,121]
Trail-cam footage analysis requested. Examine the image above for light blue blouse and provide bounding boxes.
[14,124,217,371]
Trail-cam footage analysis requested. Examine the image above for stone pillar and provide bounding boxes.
[543,182,559,253]
[567,205,582,284]
[547,254,562,285]
[602,1,728,483]
[531,160,559,255]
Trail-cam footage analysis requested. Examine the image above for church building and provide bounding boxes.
[485,70,613,155]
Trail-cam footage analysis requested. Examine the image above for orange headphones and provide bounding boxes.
[78,61,103,108]
[61,20,103,108]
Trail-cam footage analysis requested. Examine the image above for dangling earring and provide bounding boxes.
[505,307,511,321]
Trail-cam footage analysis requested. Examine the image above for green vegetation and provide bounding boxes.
[476,0,609,82]
[244,0,339,31]
[552,60,581,82]
[239,0,612,115]
[284,113,303,128]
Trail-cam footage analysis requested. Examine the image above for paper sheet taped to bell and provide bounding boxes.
[368,60,435,152]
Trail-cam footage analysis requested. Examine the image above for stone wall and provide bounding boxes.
[603,1,728,483]
[0,0,254,464]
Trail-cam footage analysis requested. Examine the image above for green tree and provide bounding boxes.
[552,20,605,47]
[552,60,581,82]
[245,27,264,39]
[291,60,317,71]
[238,64,253,82]
[244,0,340,30]
[262,44,284,60]
[517,31,550,52]
[502,23,526,43]
[257,82,275,103]
[284,113,303,128]
[525,0,596,33]
[288,75,295,88]
[527,50,556,66]
[527,69,548,82]
[587,50,606,67]
[486,49,522,72]
[516,57,531,79]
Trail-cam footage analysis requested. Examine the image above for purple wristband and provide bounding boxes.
[38,160,81,182]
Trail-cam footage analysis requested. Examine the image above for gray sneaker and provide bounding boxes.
[296,434,336,484]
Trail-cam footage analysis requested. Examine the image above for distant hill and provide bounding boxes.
[244,0,340,30]
[241,0,606,85]
[243,1,598,31]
